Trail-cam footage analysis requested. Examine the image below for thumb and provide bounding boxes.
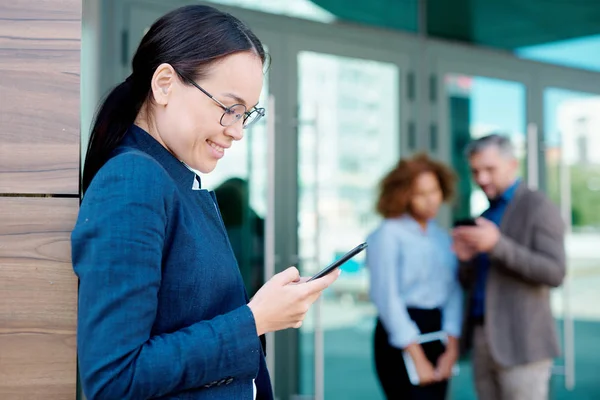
[304,268,341,293]
[272,266,300,285]
[475,217,488,226]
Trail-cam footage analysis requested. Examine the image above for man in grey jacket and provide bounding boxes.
[452,134,565,400]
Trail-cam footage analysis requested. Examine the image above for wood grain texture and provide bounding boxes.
[0,0,81,195]
[0,197,79,399]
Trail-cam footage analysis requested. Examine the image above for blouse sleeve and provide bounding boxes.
[367,223,421,349]
[442,255,464,338]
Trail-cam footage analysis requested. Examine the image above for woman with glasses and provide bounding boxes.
[72,5,339,400]
[367,154,463,400]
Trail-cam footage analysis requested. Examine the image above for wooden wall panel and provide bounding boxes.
[0,197,79,399]
[0,0,81,194]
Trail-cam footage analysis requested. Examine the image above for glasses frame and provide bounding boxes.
[176,71,265,129]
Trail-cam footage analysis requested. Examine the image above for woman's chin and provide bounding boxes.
[186,159,218,175]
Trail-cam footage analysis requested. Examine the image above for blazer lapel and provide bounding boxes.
[499,182,527,235]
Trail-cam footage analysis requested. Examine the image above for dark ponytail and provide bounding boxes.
[82,78,144,193]
[82,5,266,194]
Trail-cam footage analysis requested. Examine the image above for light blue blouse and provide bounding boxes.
[367,215,463,349]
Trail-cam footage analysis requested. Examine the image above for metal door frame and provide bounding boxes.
[102,1,600,396]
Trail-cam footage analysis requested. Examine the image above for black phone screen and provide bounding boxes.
[453,218,477,227]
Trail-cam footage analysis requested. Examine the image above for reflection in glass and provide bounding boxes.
[214,178,265,297]
[445,74,526,218]
[544,88,600,398]
[297,51,399,399]
[205,72,270,298]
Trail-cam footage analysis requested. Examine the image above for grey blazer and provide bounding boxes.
[459,183,566,367]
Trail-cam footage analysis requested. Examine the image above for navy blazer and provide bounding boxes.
[72,125,273,399]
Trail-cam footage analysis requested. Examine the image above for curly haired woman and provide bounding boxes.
[367,154,463,400]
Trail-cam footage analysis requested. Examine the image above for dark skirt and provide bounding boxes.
[374,308,449,400]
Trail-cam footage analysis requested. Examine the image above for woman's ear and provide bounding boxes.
[151,63,176,105]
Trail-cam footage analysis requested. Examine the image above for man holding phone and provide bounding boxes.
[452,134,565,400]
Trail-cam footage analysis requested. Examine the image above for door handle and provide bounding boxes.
[265,94,276,390]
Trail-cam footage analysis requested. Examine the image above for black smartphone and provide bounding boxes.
[307,242,368,282]
[453,218,477,227]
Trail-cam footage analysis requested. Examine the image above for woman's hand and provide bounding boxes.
[435,336,459,380]
[405,343,437,386]
[414,357,437,386]
[248,267,340,336]
[435,350,457,381]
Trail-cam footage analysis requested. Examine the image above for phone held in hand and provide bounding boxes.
[307,242,368,282]
[453,218,477,227]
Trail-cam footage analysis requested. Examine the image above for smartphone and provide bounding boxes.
[453,218,477,227]
[307,242,368,282]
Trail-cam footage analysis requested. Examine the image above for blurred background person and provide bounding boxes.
[367,154,463,400]
[453,134,565,400]
[215,177,265,297]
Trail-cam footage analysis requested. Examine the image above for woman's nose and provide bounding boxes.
[224,121,244,141]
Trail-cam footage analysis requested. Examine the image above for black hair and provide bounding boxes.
[82,5,267,193]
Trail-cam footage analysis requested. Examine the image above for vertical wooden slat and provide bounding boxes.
[0,197,79,399]
[0,0,81,195]
[0,0,81,398]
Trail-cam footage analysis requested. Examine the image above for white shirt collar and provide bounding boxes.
[181,162,202,190]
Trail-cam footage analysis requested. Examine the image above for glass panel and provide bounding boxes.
[297,51,400,399]
[445,74,527,219]
[445,74,526,400]
[516,34,600,73]
[207,71,270,298]
[544,88,600,398]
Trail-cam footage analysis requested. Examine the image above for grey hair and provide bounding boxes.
[464,134,515,159]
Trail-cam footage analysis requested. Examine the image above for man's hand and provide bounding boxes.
[451,234,478,261]
[453,218,500,253]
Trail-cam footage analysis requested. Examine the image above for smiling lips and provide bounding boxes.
[207,139,227,158]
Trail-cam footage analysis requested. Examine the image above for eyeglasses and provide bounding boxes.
[177,72,265,129]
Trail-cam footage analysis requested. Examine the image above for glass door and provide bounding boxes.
[113,4,600,400]
[291,38,411,399]
[433,45,600,399]
[432,49,534,400]
[541,87,600,399]
[432,49,533,224]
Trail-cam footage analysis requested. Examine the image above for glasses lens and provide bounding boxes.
[243,108,265,128]
[221,104,246,127]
